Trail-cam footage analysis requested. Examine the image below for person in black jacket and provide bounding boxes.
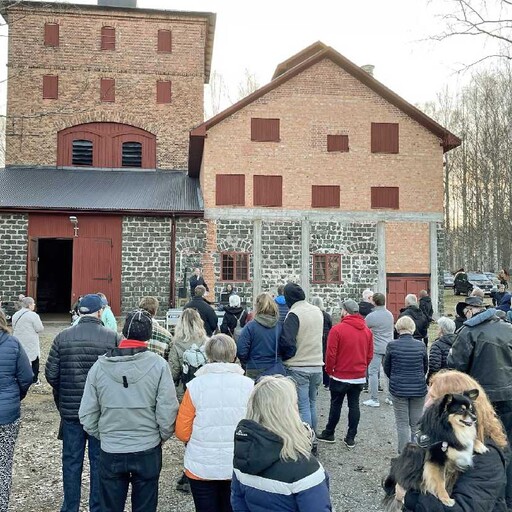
[45,294,119,512]
[397,294,429,343]
[358,288,375,318]
[220,294,247,338]
[183,285,218,337]
[189,268,209,297]
[427,316,456,382]
[311,296,332,388]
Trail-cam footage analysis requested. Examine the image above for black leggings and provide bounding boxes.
[31,357,39,383]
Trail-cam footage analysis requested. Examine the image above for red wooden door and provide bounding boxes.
[27,237,39,299]
[387,274,430,319]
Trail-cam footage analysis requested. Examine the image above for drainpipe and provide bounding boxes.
[170,216,176,308]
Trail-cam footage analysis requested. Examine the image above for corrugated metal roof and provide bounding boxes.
[0,167,203,214]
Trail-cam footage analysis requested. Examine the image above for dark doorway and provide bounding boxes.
[37,239,73,314]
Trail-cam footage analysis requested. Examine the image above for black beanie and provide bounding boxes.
[122,309,153,341]
[284,282,306,307]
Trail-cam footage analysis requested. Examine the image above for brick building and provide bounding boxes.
[0,2,460,317]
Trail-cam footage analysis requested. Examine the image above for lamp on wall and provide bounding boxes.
[69,216,79,237]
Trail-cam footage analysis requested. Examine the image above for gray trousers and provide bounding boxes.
[391,394,425,453]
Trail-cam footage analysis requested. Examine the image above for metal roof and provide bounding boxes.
[0,167,203,215]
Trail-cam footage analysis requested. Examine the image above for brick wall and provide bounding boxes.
[385,222,430,274]
[121,216,171,313]
[5,5,208,169]
[0,214,28,301]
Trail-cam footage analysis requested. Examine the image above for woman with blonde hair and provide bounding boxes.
[400,370,508,511]
[232,376,331,511]
[236,292,285,380]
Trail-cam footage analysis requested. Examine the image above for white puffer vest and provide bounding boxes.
[184,362,254,480]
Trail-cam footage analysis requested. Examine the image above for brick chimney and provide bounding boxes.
[98,0,137,7]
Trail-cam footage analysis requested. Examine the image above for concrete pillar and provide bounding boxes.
[376,221,386,293]
[253,219,262,299]
[430,221,439,318]
[301,218,310,299]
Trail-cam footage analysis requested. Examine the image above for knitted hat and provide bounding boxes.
[78,294,103,314]
[341,299,359,315]
[122,309,153,341]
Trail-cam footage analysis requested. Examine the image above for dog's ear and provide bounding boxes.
[464,389,479,401]
[441,393,454,410]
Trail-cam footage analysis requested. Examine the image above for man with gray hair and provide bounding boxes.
[397,294,429,342]
[358,288,375,318]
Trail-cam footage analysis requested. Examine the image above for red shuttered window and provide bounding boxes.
[43,75,58,99]
[371,187,399,209]
[216,174,245,206]
[221,252,249,282]
[312,185,340,208]
[100,78,115,102]
[253,175,282,207]
[313,254,342,283]
[327,134,349,152]
[157,29,172,52]
[101,26,116,50]
[251,118,280,142]
[371,123,399,153]
[156,81,172,104]
[44,23,59,47]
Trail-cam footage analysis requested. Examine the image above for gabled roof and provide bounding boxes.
[0,1,216,83]
[188,43,461,177]
[0,167,203,216]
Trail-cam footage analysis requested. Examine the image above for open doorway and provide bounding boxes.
[37,239,73,314]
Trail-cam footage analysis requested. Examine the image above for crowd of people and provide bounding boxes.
[1,271,512,512]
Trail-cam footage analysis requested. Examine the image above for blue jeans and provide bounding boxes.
[61,419,100,512]
[287,368,322,430]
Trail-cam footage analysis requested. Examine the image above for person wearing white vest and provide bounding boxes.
[175,334,254,512]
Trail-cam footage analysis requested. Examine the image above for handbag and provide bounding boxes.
[259,327,287,378]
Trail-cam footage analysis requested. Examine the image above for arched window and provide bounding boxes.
[122,141,142,168]
[72,139,93,166]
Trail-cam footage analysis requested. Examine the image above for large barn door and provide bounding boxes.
[72,237,113,306]
[27,237,39,300]
[386,274,431,319]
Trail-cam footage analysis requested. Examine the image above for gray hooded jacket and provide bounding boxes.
[79,347,179,453]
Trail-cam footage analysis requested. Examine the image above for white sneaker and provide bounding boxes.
[362,399,380,407]
[385,398,393,406]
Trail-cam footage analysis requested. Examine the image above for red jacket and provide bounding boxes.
[325,314,373,380]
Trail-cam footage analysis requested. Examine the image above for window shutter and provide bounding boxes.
[327,134,349,152]
[371,187,399,209]
[43,75,58,99]
[251,118,280,142]
[72,140,93,166]
[101,26,116,50]
[44,23,59,47]
[122,142,142,167]
[253,175,283,207]
[312,185,340,208]
[100,78,115,102]
[157,30,172,52]
[371,123,399,153]
[156,81,172,104]
[216,175,245,205]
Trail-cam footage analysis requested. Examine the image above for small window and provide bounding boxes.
[157,29,172,52]
[156,81,172,104]
[101,26,116,50]
[327,134,349,152]
[313,254,341,283]
[221,252,249,281]
[253,175,282,207]
[72,140,93,166]
[44,23,59,47]
[122,141,142,168]
[216,174,245,206]
[312,185,340,208]
[251,118,280,142]
[100,78,115,102]
[371,186,399,209]
[42,75,58,99]
[371,123,399,153]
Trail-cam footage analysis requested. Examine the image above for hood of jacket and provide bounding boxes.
[358,301,374,317]
[224,306,244,316]
[399,305,425,322]
[254,313,278,328]
[341,313,366,330]
[463,307,498,327]
[275,295,287,306]
[233,419,283,475]
[437,333,456,347]
[98,348,160,386]
[194,362,245,377]
[284,283,306,307]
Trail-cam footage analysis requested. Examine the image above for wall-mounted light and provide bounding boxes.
[69,216,79,237]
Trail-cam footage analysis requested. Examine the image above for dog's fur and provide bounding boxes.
[383,390,487,510]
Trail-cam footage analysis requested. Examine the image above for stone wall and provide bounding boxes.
[0,213,28,301]
[121,216,171,313]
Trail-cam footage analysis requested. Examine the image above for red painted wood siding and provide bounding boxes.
[327,134,349,152]
[253,175,283,206]
[371,187,399,209]
[251,118,280,142]
[371,123,399,153]
[156,81,172,104]
[44,23,59,47]
[28,214,122,315]
[216,174,245,205]
[43,75,58,99]
[312,185,340,208]
[57,122,156,168]
[157,30,172,52]
[387,275,430,319]
[100,78,115,102]
[101,26,116,50]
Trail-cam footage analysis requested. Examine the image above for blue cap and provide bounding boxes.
[79,294,103,314]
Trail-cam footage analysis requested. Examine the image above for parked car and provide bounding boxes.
[443,271,454,288]
[484,272,500,286]
[454,272,494,295]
